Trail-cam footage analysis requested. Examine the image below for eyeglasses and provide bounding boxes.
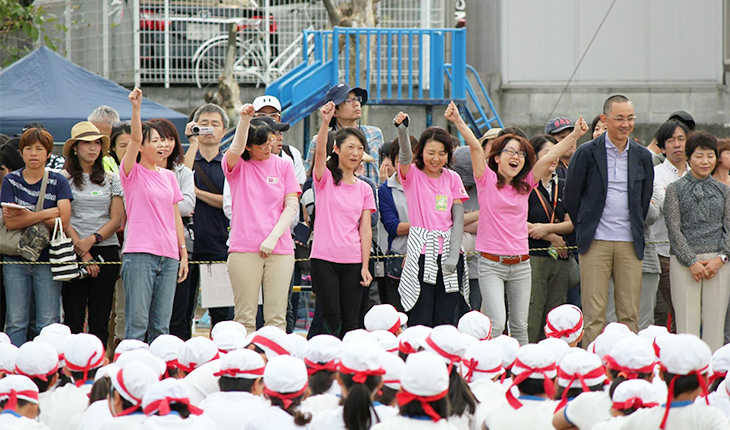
[342,96,362,105]
[253,112,281,120]
[272,130,282,137]
[501,148,527,159]
[606,115,637,124]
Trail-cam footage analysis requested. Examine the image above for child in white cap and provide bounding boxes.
[489,334,519,388]
[243,355,312,429]
[248,326,293,361]
[149,334,184,379]
[554,336,655,430]
[375,352,405,408]
[371,330,399,354]
[621,334,727,430]
[100,362,159,429]
[457,311,492,341]
[544,304,584,347]
[0,374,49,429]
[706,373,730,418]
[553,349,607,411]
[310,343,396,429]
[364,304,408,335]
[200,349,268,429]
[301,334,341,415]
[592,379,659,430]
[41,333,106,430]
[0,343,19,378]
[483,344,558,430]
[14,342,59,402]
[396,325,432,356]
[177,337,219,376]
[371,351,457,429]
[210,320,247,340]
[113,339,149,362]
[461,341,506,428]
[139,379,211,429]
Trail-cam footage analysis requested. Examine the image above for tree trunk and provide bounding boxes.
[204,23,241,127]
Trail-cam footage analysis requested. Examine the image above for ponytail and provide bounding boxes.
[447,366,477,416]
[327,127,368,186]
[269,395,312,426]
[326,152,343,185]
[309,370,336,396]
[340,373,382,430]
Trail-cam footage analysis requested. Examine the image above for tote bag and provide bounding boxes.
[49,217,79,281]
[0,170,49,256]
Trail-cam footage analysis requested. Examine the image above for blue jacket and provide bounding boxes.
[563,133,654,259]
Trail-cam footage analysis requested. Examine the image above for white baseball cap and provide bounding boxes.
[149,334,184,375]
[142,378,203,416]
[211,321,247,340]
[252,95,282,113]
[490,335,520,370]
[538,338,571,362]
[364,304,408,334]
[263,355,308,408]
[461,340,505,383]
[178,337,219,373]
[304,335,341,375]
[544,305,584,344]
[338,343,385,383]
[458,311,492,341]
[114,339,149,361]
[213,348,266,379]
[0,375,39,408]
[14,341,58,382]
[397,325,433,355]
[604,336,655,378]
[109,362,159,416]
[213,329,249,353]
[380,352,405,391]
[250,326,293,359]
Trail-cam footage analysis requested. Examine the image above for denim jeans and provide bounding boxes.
[121,253,179,343]
[478,256,532,345]
[3,257,61,346]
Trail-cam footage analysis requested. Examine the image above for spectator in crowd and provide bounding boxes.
[1,128,72,346]
[544,117,575,179]
[393,111,469,327]
[378,137,411,311]
[183,103,234,333]
[590,114,608,140]
[304,83,384,185]
[120,87,188,343]
[525,134,574,343]
[309,101,375,338]
[88,105,120,137]
[446,101,587,345]
[61,122,123,346]
[378,140,396,184]
[478,128,501,155]
[648,110,696,167]
[253,95,306,185]
[0,138,24,179]
[103,121,131,174]
[148,118,196,340]
[223,104,301,335]
[713,138,730,187]
[564,95,654,345]
[650,120,690,332]
[664,131,730,352]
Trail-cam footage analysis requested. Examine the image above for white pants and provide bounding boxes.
[478,256,531,345]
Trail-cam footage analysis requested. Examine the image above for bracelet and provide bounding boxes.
[179,245,187,249]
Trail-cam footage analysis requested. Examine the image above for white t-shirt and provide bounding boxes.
[302,393,341,416]
[591,415,626,430]
[310,403,398,429]
[482,396,558,430]
[0,410,51,429]
[75,399,113,430]
[181,359,221,406]
[99,413,147,430]
[469,379,507,429]
[139,414,216,430]
[200,391,269,429]
[620,401,730,430]
[704,392,730,418]
[279,145,307,185]
[563,390,612,429]
[39,382,93,430]
[243,406,310,430]
[371,415,459,430]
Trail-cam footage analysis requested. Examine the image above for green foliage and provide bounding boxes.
[0,0,65,66]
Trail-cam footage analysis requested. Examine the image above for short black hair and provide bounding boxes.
[685,131,718,159]
[655,120,689,149]
[498,126,528,140]
[529,134,558,156]
[663,371,702,396]
[219,376,256,393]
[603,95,632,115]
[517,378,551,396]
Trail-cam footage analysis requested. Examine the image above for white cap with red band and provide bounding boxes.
[538,338,571,362]
[304,335,341,369]
[211,320,247,340]
[611,379,659,410]
[603,322,632,335]
[178,337,219,373]
[506,344,557,409]
[709,344,730,385]
[397,325,433,355]
[603,336,655,378]
[380,352,405,391]
[457,311,492,341]
[342,329,377,345]
[263,355,308,409]
[40,323,71,338]
[109,362,159,415]
[213,348,265,379]
[142,378,203,417]
[250,326,293,359]
[0,374,39,410]
[461,340,505,383]
[116,349,166,379]
[64,333,105,384]
[212,329,248,353]
[371,330,399,354]
[364,304,408,334]
[150,334,183,372]
[0,344,19,375]
[338,343,385,383]
[14,341,58,381]
[402,351,449,396]
[34,333,66,369]
[590,331,632,360]
[544,304,583,344]
[287,333,308,360]
[114,339,149,361]
[490,335,520,370]
[638,325,669,344]
[422,325,466,370]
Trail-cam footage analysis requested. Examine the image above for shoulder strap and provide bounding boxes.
[281,144,293,159]
[193,161,221,195]
[35,169,49,211]
[533,184,555,224]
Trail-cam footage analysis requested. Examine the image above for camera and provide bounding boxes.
[78,255,104,279]
[190,125,214,136]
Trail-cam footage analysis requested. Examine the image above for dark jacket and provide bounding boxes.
[563,133,654,259]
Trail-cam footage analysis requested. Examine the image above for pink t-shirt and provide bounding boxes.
[475,166,537,255]
[399,165,469,253]
[310,168,376,264]
[120,163,184,260]
[223,155,301,254]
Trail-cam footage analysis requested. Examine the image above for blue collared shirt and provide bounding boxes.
[594,134,633,242]
[192,150,230,255]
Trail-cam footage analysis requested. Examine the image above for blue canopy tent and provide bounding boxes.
[0,46,188,142]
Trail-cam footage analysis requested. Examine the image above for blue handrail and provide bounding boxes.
[445,63,503,133]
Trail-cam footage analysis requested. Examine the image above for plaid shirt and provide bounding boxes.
[304,124,384,185]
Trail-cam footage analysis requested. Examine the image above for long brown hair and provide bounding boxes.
[487,134,536,194]
[64,139,107,190]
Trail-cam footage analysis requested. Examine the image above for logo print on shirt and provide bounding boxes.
[435,195,448,211]
[267,177,279,184]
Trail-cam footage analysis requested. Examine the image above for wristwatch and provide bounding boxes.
[94,233,103,244]
[719,254,729,264]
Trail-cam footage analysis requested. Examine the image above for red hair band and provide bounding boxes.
[659,365,709,429]
[252,336,290,357]
[554,366,606,411]
[462,358,503,383]
[505,359,556,409]
[213,366,265,378]
[143,397,203,417]
[113,368,144,416]
[396,388,448,422]
[0,389,38,411]
[612,396,658,411]
[603,355,655,381]
[545,313,583,339]
[425,335,462,373]
[263,384,308,409]
[66,348,105,387]
[338,363,386,384]
[303,358,338,376]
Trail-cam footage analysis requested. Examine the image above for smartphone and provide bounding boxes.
[1,202,29,211]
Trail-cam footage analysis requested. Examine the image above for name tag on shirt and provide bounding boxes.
[267,177,279,184]
[435,194,447,211]
[90,191,103,196]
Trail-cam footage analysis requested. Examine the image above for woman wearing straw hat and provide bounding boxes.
[61,121,123,347]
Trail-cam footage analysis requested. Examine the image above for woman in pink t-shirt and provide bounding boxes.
[393,112,470,327]
[310,101,376,338]
[445,101,588,344]
[119,87,189,343]
[223,104,301,335]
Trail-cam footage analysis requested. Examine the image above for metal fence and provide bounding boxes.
[36,0,446,87]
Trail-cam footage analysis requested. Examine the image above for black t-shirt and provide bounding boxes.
[527,176,568,258]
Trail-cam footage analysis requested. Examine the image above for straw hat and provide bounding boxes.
[63,121,110,158]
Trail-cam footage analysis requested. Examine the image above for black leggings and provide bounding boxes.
[310,258,363,338]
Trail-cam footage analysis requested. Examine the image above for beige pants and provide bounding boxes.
[227,252,294,334]
[671,253,730,352]
[580,240,643,345]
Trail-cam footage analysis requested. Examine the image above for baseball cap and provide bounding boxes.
[251,116,290,132]
[544,117,574,135]
[478,128,502,144]
[668,110,695,130]
[325,83,368,106]
[252,95,282,112]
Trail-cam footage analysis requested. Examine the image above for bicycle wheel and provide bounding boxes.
[195,37,268,87]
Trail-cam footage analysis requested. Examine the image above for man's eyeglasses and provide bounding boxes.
[342,96,363,105]
[606,115,637,124]
[501,148,527,159]
[253,112,281,120]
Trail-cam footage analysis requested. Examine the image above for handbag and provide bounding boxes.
[49,217,79,281]
[0,170,49,256]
